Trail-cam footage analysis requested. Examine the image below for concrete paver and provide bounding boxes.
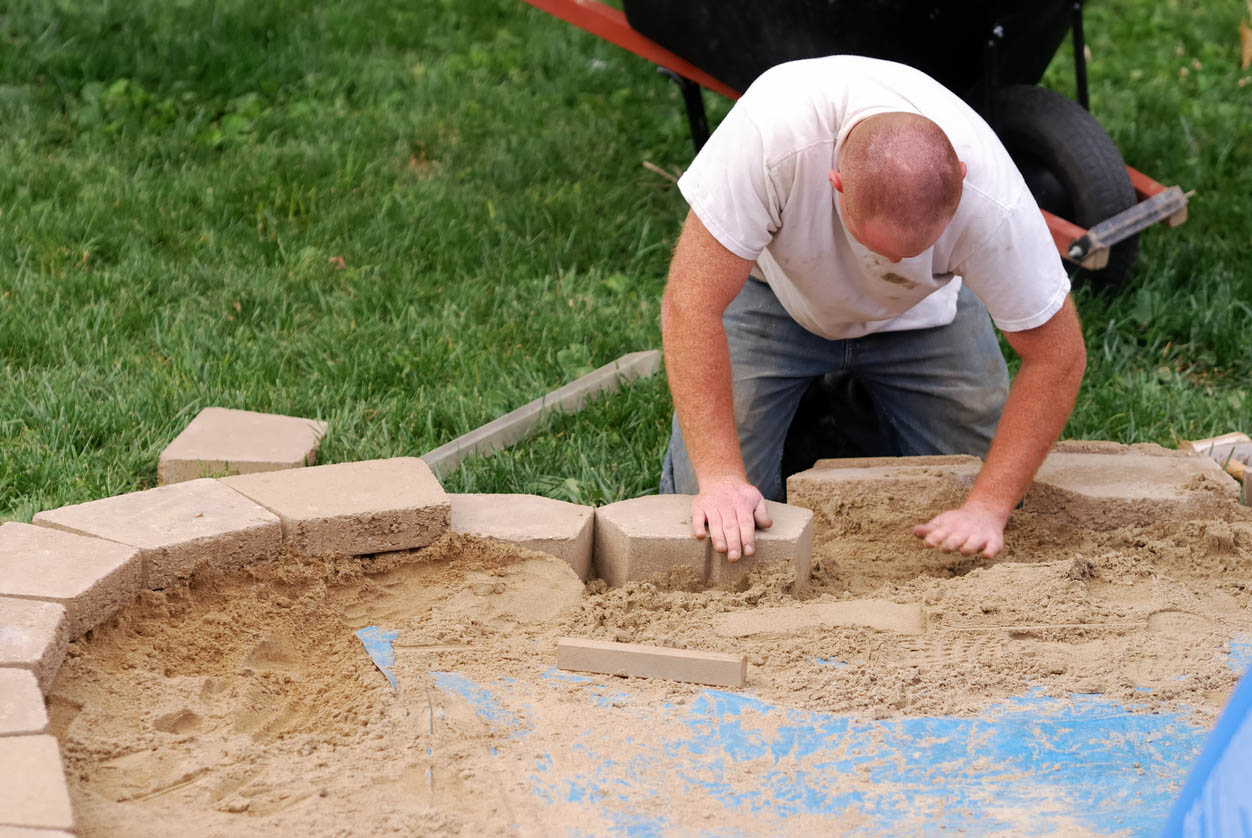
[593,495,811,588]
[0,522,141,638]
[1032,451,1241,504]
[0,669,48,736]
[787,455,983,506]
[556,637,746,688]
[0,828,74,837]
[222,457,450,556]
[33,479,283,589]
[809,454,983,470]
[593,495,710,587]
[0,598,68,694]
[0,735,74,830]
[159,406,329,485]
[706,501,813,590]
[451,494,594,580]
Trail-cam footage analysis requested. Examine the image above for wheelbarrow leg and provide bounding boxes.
[659,68,711,153]
[1071,1,1090,111]
[983,23,1004,125]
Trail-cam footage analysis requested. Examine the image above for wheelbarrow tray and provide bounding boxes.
[520,0,1189,288]
[621,0,1072,103]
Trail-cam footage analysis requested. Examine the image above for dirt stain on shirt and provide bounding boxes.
[880,272,919,289]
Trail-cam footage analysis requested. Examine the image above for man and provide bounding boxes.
[658,56,1086,563]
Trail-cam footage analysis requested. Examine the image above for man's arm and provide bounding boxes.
[913,295,1086,557]
[661,210,773,561]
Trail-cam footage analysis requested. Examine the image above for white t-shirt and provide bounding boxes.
[677,56,1070,339]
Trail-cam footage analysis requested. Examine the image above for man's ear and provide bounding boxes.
[959,161,968,179]
[829,170,844,192]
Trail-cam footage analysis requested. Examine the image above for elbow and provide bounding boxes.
[1061,339,1087,403]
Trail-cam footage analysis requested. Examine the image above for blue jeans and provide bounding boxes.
[659,279,1010,501]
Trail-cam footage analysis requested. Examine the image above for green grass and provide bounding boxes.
[1,0,1249,521]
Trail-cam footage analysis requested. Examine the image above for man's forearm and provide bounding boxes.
[968,367,1078,516]
[660,302,745,487]
[966,344,1085,520]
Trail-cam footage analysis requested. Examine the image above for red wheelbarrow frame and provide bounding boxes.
[521,0,1189,271]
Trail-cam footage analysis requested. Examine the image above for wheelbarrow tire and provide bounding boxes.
[991,84,1139,294]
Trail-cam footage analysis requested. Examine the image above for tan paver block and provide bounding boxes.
[451,494,594,580]
[0,669,48,736]
[159,406,329,485]
[0,598,68,694]
[706,500,813,591]
[33,479,282,589]
[0,736,74,830]
[787,456,983,501]
[1032,451,1241,503]
[0,828,74,837]
[593,495,709,587]
[556,637,746,688]
[810,454,983,470]
[221,457,450,556]
[0,522,141,638]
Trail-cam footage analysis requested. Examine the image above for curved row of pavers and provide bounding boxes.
[3,441,1244,833]
[0,456,815,834]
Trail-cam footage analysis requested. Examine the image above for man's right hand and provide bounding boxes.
[691,479,773,561]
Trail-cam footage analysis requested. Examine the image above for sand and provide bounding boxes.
[48,468,1252,836]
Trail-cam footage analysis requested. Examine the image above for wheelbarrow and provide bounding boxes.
[520,0,1190,293]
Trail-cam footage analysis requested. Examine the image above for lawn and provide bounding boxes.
[1,0,1249,521]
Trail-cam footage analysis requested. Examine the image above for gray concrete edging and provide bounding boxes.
[420,350,662,477]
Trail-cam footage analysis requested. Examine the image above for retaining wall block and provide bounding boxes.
[808,454,984,471]
[221,457,450,557]
[706,501,813,591]
[593,495,709,587]
[787,455,983,506]
[159,406,329,485]
[33,479,283,589]
[0,597,68,694]
[593,495,812,589]
[1031,449,1242,505]
[0,669,49,736]
[0,522,141,638]
[0,735,74,831]
[451,494,594,581]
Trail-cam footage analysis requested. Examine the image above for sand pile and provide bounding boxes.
[49,469,1252,836]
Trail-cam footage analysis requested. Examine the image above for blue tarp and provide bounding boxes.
[1161,669,1252,837]
[354,625,1247,835]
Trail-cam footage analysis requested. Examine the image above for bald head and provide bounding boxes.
[835,113,964,257]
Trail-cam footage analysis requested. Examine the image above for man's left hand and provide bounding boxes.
[913,503,1009,558]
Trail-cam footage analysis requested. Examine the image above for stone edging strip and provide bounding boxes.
[420,349,663,477]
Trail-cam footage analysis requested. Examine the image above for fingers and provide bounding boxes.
[753,497,773,531]
[708,506,743,561]
[693,484,768,562]
[913,511,1003,558]
[735,504,756,559]
[691,502,708,540]
[721,503,736,561]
